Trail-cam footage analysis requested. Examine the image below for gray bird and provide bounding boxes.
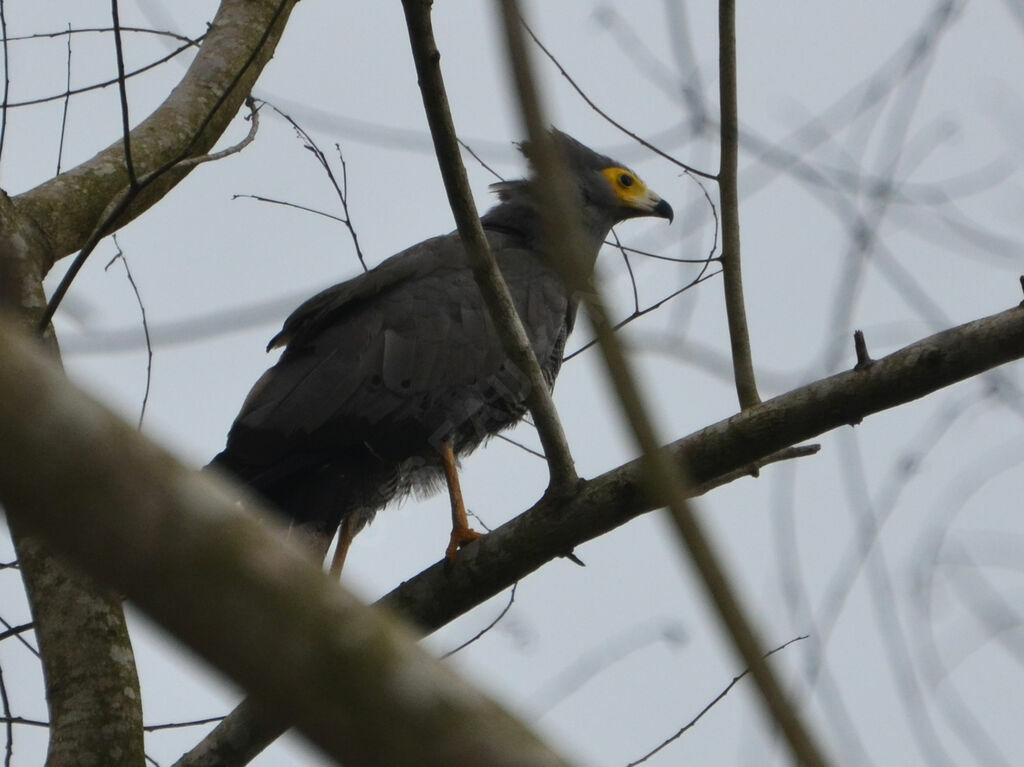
[210,130,673,572]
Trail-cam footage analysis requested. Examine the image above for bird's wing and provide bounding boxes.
[266,234,456,351]
[222,231,571,469]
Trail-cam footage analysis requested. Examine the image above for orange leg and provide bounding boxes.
[440,442,483,562]
[329,513,359,578]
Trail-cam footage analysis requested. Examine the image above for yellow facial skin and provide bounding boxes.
[600,166,668,217]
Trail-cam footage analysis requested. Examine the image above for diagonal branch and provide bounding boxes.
[496,2,828,765]
[0,321,575,767]
[382,302,1024,632]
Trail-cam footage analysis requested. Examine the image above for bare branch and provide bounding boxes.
[718,0,760,408]
[111,0,138,189]
[626,635,808,766]
[105,236,152,429]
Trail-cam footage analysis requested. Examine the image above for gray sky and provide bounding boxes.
[3,1,1024,765]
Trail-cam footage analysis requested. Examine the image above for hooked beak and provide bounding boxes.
[651,196,674,223]
[633,188,674,223]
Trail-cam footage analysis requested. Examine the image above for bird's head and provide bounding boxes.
[484,129,672,264]
[511,129,673,226]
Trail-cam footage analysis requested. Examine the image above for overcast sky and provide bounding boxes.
[3,1,1024,765]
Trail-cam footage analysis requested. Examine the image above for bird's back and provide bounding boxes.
[210,226,573,533]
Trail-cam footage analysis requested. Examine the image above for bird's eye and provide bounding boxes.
[619,173,634,188]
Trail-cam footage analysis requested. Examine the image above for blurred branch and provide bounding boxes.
[497,1,823,764]
[400,0,578,494]
[0,322,576,767]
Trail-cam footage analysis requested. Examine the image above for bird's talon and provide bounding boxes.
[445,527,483,563]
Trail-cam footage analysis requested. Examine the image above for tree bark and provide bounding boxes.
[0,190,145,765]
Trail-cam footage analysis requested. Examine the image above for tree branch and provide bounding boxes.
[496,2,828,765]
[718,0,760,408]
[0,178,145,766]
[0,322,575,767]
[382,303,1024,632]
[11,0,298,271]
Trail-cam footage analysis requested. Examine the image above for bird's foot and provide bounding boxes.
[445,525,483,563]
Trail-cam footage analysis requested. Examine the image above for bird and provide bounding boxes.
[210,129,673,574]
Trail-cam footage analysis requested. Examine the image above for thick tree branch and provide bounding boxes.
[400,0,578,494]
[0,322,574,767]
[11,0,298,271]
[382,303,1024,631]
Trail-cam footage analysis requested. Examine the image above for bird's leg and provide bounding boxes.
[329,514,359,578]
[440,442,483,562]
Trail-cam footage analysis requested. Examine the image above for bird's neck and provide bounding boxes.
[481,199,611,278]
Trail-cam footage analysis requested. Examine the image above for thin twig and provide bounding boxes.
[56,23,72,175]
[4,38,202,110]
[610,228,640,315]
[520,18,715,181]
[441,582,518,658]
[0,656,12,767]
[111,1,138,189]
[105,236,152,429]
[626,635,809,766]
[495,432,546,460]
[563,268,721,361]
[458,137,505,181]
[0,623,33,642]
[0,614,37,658]
[144,715,225,733]
[0,0,9,165]
[610,241,719,264]
[0,717,46,728]
[257,102,368,271]
[232,194,349,224]
[8,25,202,46]
[718,0,760,408]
